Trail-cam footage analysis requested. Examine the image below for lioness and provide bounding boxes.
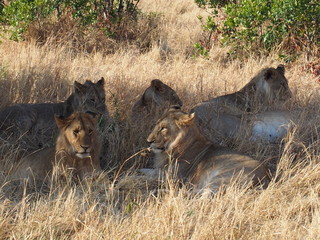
[146,107,269,192]
[131,79,183,122]
[194,64,291,113]
[0,77,107,149]
[130,79,183,168]
[192,65,293,143]
[11,112,101,181]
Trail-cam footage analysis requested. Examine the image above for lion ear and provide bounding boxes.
[97,77,105,87]
[54,115,68,129]
[85,111,101,123]
[264,69,275,81]
[74,81,88,94]
[276,64,285,75]
[151,79,165,92]
[177,112,195,126]
[169,105,181,111]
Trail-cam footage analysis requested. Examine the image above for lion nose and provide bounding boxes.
[147,137,154,144]
[81,145,90,152]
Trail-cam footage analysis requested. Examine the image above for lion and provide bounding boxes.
[0,77,107,149]
[10,112,101,182]
[130,79,183,168]
[131,79,183,122]
[194,64,291,113]
[144,107,269,192]
[192,65,293,143]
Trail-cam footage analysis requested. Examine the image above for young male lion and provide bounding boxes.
[10,112,101,182]
[145,107,269,192]
[0,77,107,150]
[192,65,293,143]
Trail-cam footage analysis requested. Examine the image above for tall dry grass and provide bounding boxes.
[0,0,320,239]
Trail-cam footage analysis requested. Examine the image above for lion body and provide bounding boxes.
[11,112,101,181]
[0,78,107,149]
[192,65,293,143]
[146,108,269,191]
[249,110,294,142]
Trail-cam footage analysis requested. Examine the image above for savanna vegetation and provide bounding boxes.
[0,0,319,239]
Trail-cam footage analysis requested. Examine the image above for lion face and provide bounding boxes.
[55,112,98,159]
[73,77,107,115]
[258,64,292,102]
[147,107,194,153]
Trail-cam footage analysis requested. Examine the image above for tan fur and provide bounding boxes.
[198,64,291,112]
[249,110,295,142]
[0,78,107,149]
[146,107,269,192]
[131,79,183,168]
[192,65,292,143]
[131,79,182,122]
[10,112,101,182]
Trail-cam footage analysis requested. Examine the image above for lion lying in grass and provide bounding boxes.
[10,112,101,182]
[192,65,293,143]
[144,107,269,192]
[0,77,107,149]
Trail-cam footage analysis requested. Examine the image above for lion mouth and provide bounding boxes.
[75,152,91,159]
[150,144,165,153]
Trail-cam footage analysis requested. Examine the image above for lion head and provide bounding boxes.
[55,112,100,161]
[131,79,182,121]
[245,64,292,103]
[147,106,199,156]
[147,106,202,171]
[72,77,107,116]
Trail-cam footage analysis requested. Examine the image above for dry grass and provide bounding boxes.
[0,0,320,239]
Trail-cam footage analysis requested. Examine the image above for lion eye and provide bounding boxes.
[73,129,80,136]
[160,127,167,134]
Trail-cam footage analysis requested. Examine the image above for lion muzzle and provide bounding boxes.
[75,145,92,158]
